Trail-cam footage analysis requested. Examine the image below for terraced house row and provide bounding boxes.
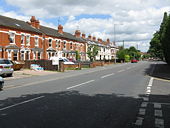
[0,15,118,61]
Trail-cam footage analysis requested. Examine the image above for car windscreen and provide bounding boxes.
[0,60,11,64]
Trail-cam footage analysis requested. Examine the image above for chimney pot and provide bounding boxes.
[58,25,64,34]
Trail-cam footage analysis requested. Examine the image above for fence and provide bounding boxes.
[23,60,58,71]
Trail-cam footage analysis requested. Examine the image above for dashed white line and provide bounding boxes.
[67,80,95,90]
[0,96,44,111]
[126,67,131,70]
[118,69,125,73]
[101,73,115,79]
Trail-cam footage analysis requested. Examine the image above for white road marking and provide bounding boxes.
[101,73,115,79]
[126,67,131,70]
[148,77,154,87]
[146,77,154,94]
[0,96,44,111]
[67,80,95,90]
[118,69,125,73]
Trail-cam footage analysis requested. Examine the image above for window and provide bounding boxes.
[26,35,30,45]
[38,52,41,59]
[35,37,39,46]
[70,42,73,49]
[56,40,58,48]
[20,51,24,60]
[63,41,66,48]
[13,52,18,61]
[21,34,25,45]
[58,40,61,48]
[49,39,52,47]
[9,32,15,44]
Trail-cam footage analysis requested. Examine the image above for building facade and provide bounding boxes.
[0,15,118,62]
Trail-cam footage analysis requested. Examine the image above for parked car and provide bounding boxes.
[131,59,138,63]
[59,57,75,65]
[0,59,14,76]
[0,76,4,90]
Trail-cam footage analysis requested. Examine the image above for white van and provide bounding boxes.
[59,57,75,65]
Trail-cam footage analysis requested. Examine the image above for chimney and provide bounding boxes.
[98,38,102,43]
[107,38,110,43]
[93,36,96,41]
[82,33,86,39]
[75,30,81,38]
[30,16,36,28]
[35,20,40,29]
[30,16,40,29]
[58,25,63,34]
[88,35,92,40]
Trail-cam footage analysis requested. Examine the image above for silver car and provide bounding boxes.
[0,59,14,77]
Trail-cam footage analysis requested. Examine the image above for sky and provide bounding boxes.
[0,0,170,52]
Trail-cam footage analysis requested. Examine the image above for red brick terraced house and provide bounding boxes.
[0,15,87,61]
[0,15,43,61]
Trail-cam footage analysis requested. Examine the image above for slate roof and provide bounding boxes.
[0,15,86,43]
[0,15,42,34]
[39,25,86,43]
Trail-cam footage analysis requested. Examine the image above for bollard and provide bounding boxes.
[0,76,4,90]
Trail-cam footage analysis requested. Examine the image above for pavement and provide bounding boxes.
[0,61,170,128]
[4,69,58,80]
[152,61,170,80]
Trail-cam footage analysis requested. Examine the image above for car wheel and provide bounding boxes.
[8,73,13,77]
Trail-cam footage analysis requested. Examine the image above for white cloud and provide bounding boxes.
[2,0,170,51]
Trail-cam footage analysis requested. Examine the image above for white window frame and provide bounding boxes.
[48,38,53,47]
[34,36,39,47]
[21,33,25,46]
[63,40,67,48]
[9,31,16,44]
[26,34,31,46]
[70,41,73,50]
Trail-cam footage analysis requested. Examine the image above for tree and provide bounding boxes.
[75,50,80,61]
[87,45,99,62]
[116,46,141,62]
[161,14,170,64]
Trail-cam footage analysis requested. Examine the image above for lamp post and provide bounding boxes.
[113,23,123,63]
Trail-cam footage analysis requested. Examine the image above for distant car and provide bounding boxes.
[0,76,4,90]
[0,59,14,77]
[131,59,138,63]
[59,57,75,65]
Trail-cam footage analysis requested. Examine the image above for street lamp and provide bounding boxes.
[113,23,123,63]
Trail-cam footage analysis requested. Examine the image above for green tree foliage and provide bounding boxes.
[124,55,130,62]
[116,46,141,61]
[161,14,170,64]
[148,12,170,64]
[148,31,163,59]
[75,50,80,61]
[87,45,99,62]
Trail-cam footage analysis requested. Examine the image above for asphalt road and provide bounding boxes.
[0,61,169,128]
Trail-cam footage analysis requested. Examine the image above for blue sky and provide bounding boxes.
[0,0,170,52]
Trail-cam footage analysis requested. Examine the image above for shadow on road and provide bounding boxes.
[0,91,143,128]
[0,91,170,128]
[144,61,170,80]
